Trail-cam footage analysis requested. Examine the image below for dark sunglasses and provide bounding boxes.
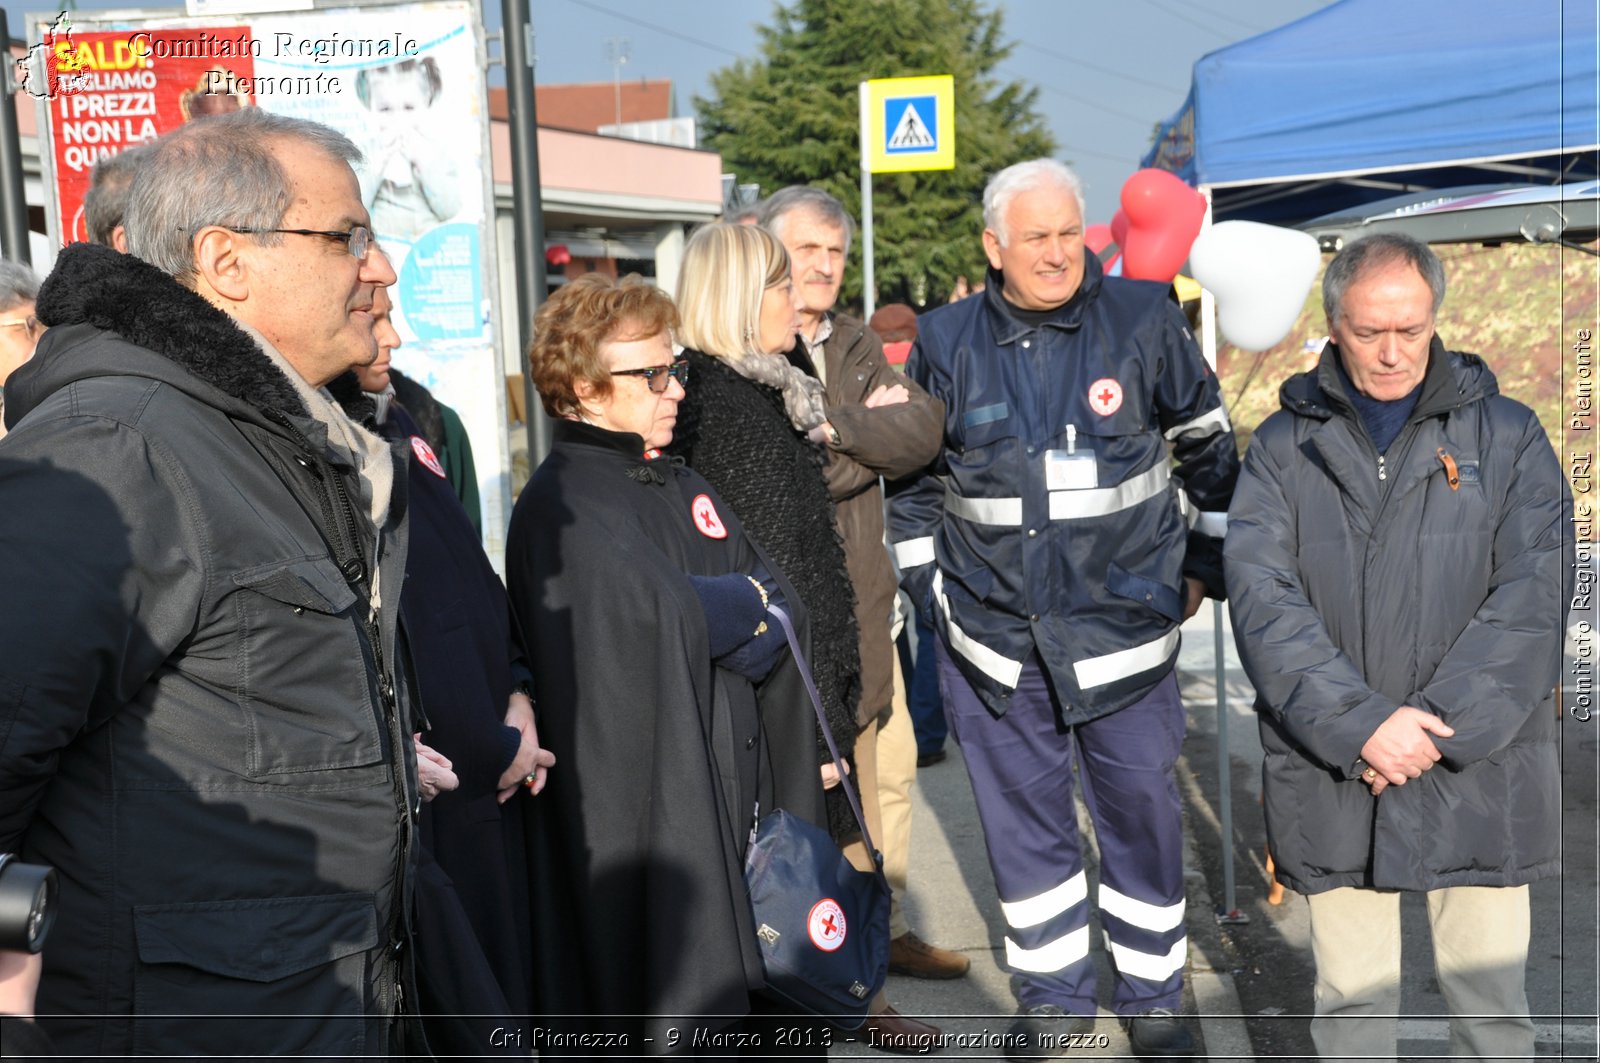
[610,359,689,394]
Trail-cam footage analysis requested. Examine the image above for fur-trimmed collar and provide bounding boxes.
[35,242,374,424]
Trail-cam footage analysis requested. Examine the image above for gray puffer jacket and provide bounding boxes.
[1226,338,1568,894]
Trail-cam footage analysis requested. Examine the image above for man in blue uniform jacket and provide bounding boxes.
[888,158,1238,1060]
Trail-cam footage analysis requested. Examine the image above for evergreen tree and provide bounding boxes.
[697,0,1056,308]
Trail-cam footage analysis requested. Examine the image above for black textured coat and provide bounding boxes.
[670,348,862,838]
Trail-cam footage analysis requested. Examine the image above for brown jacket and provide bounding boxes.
[792,312,943,728]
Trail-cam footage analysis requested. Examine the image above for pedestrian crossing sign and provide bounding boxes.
[860,75,955,173]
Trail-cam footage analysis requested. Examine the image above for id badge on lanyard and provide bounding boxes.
[1044,425,1097,490]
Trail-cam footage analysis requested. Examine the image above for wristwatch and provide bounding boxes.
[825,424,841,447]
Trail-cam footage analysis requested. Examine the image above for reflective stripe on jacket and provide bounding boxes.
[888,257,1238,721]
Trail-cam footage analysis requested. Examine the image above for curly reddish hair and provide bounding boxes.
[529,273,679,419]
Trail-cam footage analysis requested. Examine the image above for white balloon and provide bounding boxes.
[1189,221,1322,353]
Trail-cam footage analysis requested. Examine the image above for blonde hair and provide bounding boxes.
[675,222,791,357]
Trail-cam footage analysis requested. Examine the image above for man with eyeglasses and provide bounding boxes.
[0,258,40,441]
[0,110,421,1058]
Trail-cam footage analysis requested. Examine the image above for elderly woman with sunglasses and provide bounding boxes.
[504,273,828,1049]
[668,223,863,841]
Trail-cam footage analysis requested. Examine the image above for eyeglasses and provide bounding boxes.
[610,359,689,394]
[0,314,39,340]
[222,225,375,260]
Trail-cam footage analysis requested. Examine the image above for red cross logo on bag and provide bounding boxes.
[1088,378,1124,417]
[692,494,728,539]
[410,436,448,479]
[808,898,847,951]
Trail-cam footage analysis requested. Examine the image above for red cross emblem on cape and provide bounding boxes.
[410,436,447,479]
[1088,377,1124,417]
[807,898,847,951]
[691,494,728,539]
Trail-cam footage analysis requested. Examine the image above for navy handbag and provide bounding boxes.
[744,605,891,1029]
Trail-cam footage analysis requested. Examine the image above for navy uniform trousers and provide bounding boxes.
[936,636,1188,1017]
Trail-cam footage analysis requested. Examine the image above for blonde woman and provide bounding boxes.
[669,222,863,840]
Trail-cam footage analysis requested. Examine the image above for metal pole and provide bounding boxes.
[858,83,874,320]
[1213,598,1241,918]
[0,12,33,266]
[1195,187,1245,923]
[501,0,548,469]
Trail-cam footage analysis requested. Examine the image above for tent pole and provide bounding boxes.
[1200,187,1246,925]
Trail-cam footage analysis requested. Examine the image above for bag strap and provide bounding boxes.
[767,604,885,876]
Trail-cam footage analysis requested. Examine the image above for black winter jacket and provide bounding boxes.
[0,244,417,1057]
[1226,339,1567,893]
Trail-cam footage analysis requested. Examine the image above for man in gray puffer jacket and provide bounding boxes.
[1226,232,1568,1062]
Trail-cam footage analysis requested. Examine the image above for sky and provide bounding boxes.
[4,0,1333,221]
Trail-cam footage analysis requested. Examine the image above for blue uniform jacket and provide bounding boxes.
[888,257,1239,721]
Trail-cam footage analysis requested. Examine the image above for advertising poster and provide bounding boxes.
[34,21,265,242]
[33,1,510,558]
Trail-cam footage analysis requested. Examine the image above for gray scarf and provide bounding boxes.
[720,350,829,431]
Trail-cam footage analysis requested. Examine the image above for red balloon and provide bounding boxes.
[1118,169,1206,283]
[1085,223,1115,256]
[1110,210,1130,251]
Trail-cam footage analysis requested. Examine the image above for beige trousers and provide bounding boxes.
[842,654,917,939]
[879,653,916,938]
[1306,884,1534,1062]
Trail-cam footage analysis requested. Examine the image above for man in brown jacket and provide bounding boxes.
[760,187,966,1049]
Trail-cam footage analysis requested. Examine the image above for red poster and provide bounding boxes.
[42,25,257,243]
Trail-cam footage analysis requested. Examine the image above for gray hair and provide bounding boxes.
[84,143,153,246]
[0,258,39,313]
[983,159,1086,246]
[758,186,855,256]
[124,110,362,282]
[1322,232,1447,328]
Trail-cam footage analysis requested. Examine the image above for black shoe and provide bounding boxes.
[916,749,947,768]
[1123,1008,1194,1059]
[1005,1004,1095,1063]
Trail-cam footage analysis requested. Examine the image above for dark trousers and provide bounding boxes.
[936,635,1188,1016]
[906,612,947,757]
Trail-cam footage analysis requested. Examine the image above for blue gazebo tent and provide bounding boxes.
[1142,0,1600,224]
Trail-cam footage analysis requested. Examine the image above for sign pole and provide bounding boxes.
[0,11,31,265]
[858,82,874,321]
[858,75,954,316]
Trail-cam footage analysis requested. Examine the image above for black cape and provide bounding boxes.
[369,401,533,1052]
[506,422,827,1047]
